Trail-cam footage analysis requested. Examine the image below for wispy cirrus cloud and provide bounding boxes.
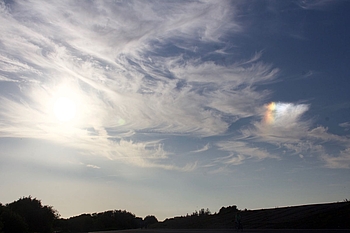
[321,148,350,169]
[297,0,336,10]
[339,122,350,131]
[251,102,311,143]
[1,0,281,170]
[1,0,348,172]
[227,101,350,168]
[190,143,211,154]
[86,164,101,169]
[216,140,278,165]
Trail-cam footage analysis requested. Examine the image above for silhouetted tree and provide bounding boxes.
[218,205,237,215]
[143,215,158,228]
[94,210,137,230]
[57,209,140,232]
[59,214,93,232]
[7,196,59,233]
[191,210,198,216]
[0,204,28,233]
[199,208,211,216]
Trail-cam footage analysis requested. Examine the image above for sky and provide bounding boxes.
[0,0,350,220]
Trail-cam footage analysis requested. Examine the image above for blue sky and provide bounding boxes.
[0,0,349,220]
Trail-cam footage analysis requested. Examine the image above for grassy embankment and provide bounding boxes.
[151,202,350,229]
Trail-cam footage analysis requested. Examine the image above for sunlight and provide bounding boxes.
[54,96,77,122]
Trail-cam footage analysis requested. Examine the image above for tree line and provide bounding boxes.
[0,196,58,233]
[56,210,158,232]
[150,206,237,229]
[0,196,158,233]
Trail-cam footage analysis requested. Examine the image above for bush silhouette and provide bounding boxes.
[144,215,158,228]
[6,196,59,233]
[0,204,28,233]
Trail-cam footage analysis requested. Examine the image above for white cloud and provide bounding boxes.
[1,1,348,171]
[222,153,245,166]
[322,148,350,169]
[244,102,310,143]
[191,143,211,154]
[0,0,279,155]
[339,122,350,131]
[235,101,350,168]
[168,59,278,86]
[0,75,17,82]
[297,0,336,10]
[307,126,350,144]
[86,164,100,169]
[0,0,278,142]
[216,140,278,165]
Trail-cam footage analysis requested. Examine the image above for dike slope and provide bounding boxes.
[151,202,350,229]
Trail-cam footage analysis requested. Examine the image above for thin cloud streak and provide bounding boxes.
[216,140,278,165]
[339,122,350,131]
[190,144,211,154]
[297,0,335,10]
[321,149,350,169]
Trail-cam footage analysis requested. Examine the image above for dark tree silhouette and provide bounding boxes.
[93,210,138,230]
[0,203,28,233]
[218,205,237,215]
[199,208,211,216]
[59,214,94,232]
[6,196,59,233]
[56,209,141,232]
[144,215,158,228]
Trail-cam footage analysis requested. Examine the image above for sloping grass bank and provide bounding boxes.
[151,202,350,229]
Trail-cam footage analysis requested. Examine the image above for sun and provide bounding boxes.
[54,96,77,122]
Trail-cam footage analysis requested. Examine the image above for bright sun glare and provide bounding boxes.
[54,97,77,122]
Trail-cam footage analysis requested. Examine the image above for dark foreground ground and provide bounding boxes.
[91,230,350,233]
[150,202,350,230]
